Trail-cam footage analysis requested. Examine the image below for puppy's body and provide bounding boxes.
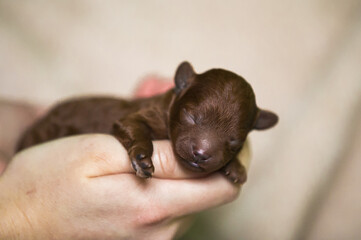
[17,94,171,147]
[16,62,278,184]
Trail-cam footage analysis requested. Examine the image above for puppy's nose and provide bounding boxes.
[192,147,210,162]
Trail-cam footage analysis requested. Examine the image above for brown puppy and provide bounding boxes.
[16,62,278,184]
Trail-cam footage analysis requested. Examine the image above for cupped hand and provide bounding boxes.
[0,134,249,240]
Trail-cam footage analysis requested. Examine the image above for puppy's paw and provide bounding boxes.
[129,147,154,178]
[221,161,247,185]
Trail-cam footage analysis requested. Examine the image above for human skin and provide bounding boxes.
[0,134,246,240]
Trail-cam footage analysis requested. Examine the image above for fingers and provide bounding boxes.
[82,135,207,179]
[89,172,241,225]
[12,134,244,226]
[150,140,251,179]
[150,174,241,219]
[79,134,250,180]
[134,77,174,98]
[150,140,208,179]
[82,134,245,215]
[79,134,134,177]
[15,133,250,182]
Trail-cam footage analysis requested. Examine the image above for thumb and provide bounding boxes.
[84,134,251,180]
[83,135,204,179]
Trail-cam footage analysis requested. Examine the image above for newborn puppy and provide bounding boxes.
[16,62,278,184]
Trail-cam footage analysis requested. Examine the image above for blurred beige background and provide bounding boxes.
[1,1,361,239]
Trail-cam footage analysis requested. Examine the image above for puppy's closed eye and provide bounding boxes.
[181,109,196,125]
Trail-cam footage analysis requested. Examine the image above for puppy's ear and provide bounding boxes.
[174,61,195,94]
[253,109,279,130]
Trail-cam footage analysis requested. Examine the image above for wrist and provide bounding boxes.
[0,176,37,240]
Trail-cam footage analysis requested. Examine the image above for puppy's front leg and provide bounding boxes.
[221,158,247,184]
[112,114,154,178]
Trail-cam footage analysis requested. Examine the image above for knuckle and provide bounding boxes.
[154,141,176,176]
[225,185,241,203]
[133,203,170,227]
[78,134,115,159]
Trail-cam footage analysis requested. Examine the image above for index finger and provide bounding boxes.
[84,135,250,180]
[83,136,201,179]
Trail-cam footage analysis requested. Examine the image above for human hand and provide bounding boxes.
[134,76,174,98]
[0,100,43,174]
[0,134,249,240]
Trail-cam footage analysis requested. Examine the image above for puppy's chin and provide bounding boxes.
[174,153,225,174]
[182,161,206,172]
[175,154,206,172]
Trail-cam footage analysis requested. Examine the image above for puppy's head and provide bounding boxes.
[169,61,278,173]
